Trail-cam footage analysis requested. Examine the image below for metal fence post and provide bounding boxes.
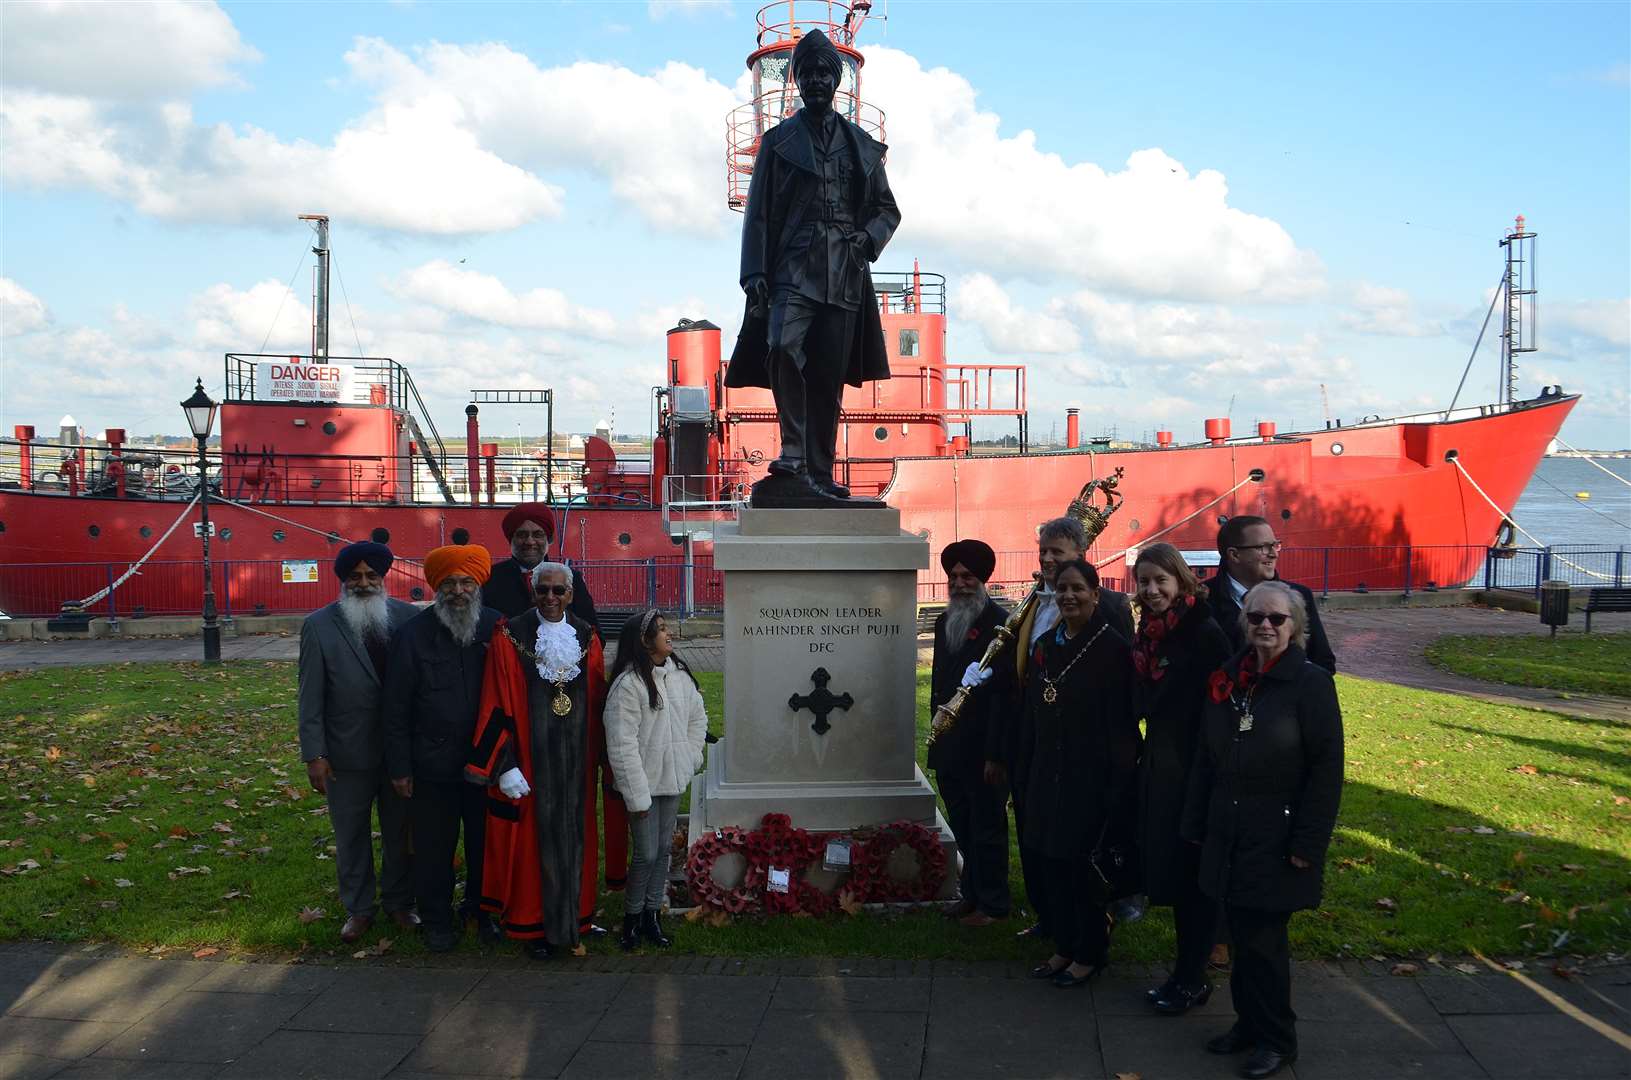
[1616,549,1625,588]
[1403,545,1412,598]
[221,560,232,619]
[104,564,118,625]
[1538,547,1552,596]
[646,558,658,610]
[1321,548,1330,598]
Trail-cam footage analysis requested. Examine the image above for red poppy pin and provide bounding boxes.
[1208,668,1233,703]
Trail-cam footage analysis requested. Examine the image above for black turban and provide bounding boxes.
[334,540,393,581]
[791,28,843,84]
[940,539,996,583]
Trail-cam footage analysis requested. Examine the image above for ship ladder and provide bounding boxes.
[404,413,457,505]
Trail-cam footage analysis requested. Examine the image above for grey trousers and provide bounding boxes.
[624,794,680,916]
[326,766,413,919]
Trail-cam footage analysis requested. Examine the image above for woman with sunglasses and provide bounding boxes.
[1181,580,1344,1080]
[1130,543,1233,1016]
[1019,559,1139,989]
[604,610,710,950]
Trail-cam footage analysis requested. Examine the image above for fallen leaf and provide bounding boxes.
[221,890,249,901]
[837,887,865,917]
[1375,897,1398,912]
[114,878,133,888]
[1512,764,1539,775]
[193,947,219,959]
[571,943,587,957]
[1504,960,1525,971]
[210,822,233,834]
[351,949,369,960]
[1390,962,1420,976]
[104,852,126,862]
[1561,864,1586,872]
[298,906,325,924]
[1454,962,1480,975]
[45,746,62,763]
[1512,850,1527,865]
[1472,826,1497,835]
[39,911,59,919]
[1502,893,1529,904]
[1615,796,1629,806]
[1426,954,1443,965]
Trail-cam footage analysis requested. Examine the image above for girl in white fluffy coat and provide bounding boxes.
[604,610,710,949]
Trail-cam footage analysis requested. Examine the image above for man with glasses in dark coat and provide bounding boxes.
[1205,516,1335,673]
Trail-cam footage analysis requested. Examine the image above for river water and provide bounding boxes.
[1511,457,1631,548]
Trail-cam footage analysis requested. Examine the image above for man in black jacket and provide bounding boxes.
[1205,516,1336,673]
[384,544,502,951]
[481,503,601,636]
[927,540,1011,927]
[726,29,900,506]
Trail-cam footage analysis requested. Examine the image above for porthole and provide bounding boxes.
[410,586,425,601]
[322,421,338,435]
[1330,442,1345,456]
[219,527,232,541]
[139,525,153,539]
[272,529,286,543]
[617,532,632,546]
[0,521,6,533]
[88,525,101,538]
[873,426,888,442]
[1127,518,1141,532]
[1280,509,1292,521]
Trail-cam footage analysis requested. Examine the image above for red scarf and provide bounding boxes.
[1132,595,1195,682]
[1208,648,1282,703]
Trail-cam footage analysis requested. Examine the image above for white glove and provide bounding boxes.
[960,662,993,689]
[497,767,531,799]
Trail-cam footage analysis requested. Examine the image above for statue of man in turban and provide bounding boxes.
[726,28,901,507]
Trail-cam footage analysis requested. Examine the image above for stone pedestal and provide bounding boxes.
[689,507,955,897]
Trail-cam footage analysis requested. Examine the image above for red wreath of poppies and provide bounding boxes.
[847,820,946,903]
[685,825,758,914]
[743,813,836,915]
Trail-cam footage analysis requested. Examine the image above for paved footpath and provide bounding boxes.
[0,942,1626,1080]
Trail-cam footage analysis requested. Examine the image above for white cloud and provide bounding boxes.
[1055,290,1261,360]
[648,0,732,18]
[863,48,1325,302]
[1338,282,1444,338]
[391,261,620,340]
[954,274,1080,354]
[1550,298,1631,349]
[1,279,51,336]
[188,280,314,353]
[0,0,258,100]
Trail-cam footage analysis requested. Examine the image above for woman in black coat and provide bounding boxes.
[1022,559,1139,990]
[1182,580,1343,1080]
[1131,543,1232,1015]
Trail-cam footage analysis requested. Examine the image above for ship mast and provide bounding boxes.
[1498,215,1537,406]
[299,213,330,360]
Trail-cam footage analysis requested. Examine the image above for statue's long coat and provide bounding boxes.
[726,109,900,390]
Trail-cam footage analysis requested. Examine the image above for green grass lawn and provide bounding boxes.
[1426,631,1631,697]
[2,661,1626,965]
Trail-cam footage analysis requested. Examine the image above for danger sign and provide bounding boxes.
[257,361,356,403]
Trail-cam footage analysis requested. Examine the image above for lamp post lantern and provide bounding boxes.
[181,379,221,664]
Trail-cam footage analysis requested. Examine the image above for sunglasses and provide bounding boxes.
[535,585,570,597]
[1245,611,1290,627]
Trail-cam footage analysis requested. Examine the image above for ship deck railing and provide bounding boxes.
[3,545,1626,623]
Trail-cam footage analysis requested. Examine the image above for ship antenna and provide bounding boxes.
[1498,214,1537,406]
[298,214,330,360]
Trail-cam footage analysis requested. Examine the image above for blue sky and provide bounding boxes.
[2,0,1626,447]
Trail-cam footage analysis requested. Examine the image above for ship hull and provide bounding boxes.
[0,394,1576,617]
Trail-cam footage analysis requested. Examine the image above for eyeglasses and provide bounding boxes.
[535,585,570,597]
[1245,611,1290,627]
[1234,541,1283,555]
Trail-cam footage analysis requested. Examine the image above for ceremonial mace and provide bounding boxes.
[926,467,1126,749]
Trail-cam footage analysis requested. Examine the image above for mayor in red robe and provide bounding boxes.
[468,561,607,957]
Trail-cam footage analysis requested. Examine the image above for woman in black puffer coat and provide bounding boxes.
[1130,544,1232,1015]
[1182,580,1343,1080]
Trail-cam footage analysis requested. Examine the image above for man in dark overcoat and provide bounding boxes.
[1205,516,1335,672]
[481,503,601,634]
[727,28,901,506]
[298,540,420,943]
[926,540,1011,926]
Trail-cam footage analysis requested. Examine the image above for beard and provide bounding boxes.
[432,588,481,645]
[338,586,390,642]
[943,588,987,648]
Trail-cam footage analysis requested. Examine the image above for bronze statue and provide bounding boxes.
[726,29,901,508]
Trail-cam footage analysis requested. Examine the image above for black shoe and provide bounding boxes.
[1153,981,1213,1015]
[619,914,641,952]
[1146,977,1180,1005]
[810,475,850,499]
[473,913,503,945]
[524,940,554,961]
[1016,922,1046,939]
[640,910,672,947]
[1206,1029,1254,1055]
[1051,964,1104,989]
[580,922,610,939]
[1239,1048,1296,1079]
[1029,960,1067,980]
[422,925,459,953]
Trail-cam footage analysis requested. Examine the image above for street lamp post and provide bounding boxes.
[181,379,221,664]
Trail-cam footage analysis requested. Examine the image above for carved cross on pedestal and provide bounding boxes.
[788,667,854,736]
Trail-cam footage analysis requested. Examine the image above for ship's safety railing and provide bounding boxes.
[662,475,747,537]
[0,437,219,499]
[0,556,725,622]
[727,92,884,209]
[754,0,875,48]
[873,272,947,315]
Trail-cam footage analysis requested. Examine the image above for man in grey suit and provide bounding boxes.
[299,540,421,943]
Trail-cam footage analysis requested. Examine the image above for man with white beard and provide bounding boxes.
[926,540,1012,927]
[384,544,502,951]
[298,540,420,944]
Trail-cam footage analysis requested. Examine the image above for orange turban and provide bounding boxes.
[423,544,492,589]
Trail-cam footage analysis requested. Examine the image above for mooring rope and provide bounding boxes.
[1551,435,1631,489]
[1450,456,1614,582]
[71,493,201,609]
[1094,472,1259,570]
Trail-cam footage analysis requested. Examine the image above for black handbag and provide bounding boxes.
[1089,822,1141,901]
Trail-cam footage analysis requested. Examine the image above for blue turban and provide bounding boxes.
[334,540,393,581]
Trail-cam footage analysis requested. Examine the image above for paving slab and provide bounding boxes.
[1445,1012,1631,1078]
[185,963,339,997]
[588,975,774,1047]
[398,1000,604,1078]
[559,1041,748,1080]
[1096,1014,1256,1080]
[215,1029,419,1080]
[1417,969,1603,1016]
[7,959,207,1024]
[769,977,930,1014]
[922,978,1103,1080]
[1291,1018,1488,1079]
[0,1016,127,1061]
[1288,971,1441,1025]
[91,991,307,1065]
[0,1052,75,1080]
[1090,974,1234,1016]
[740,1010,927,1080]
[52,1061,223,1079]
[467,972,628,1007]
[282,969,480,1036]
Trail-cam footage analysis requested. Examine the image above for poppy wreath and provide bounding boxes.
[685,825,759,914]
[743,813,833,916]
[847,820,946,902]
